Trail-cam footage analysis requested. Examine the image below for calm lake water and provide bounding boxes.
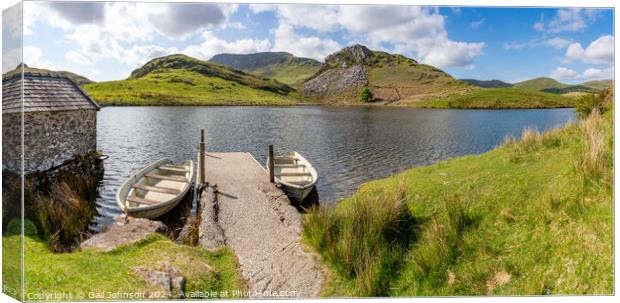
[94,106,575,228]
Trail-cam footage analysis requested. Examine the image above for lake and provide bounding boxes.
[93,106,575,228]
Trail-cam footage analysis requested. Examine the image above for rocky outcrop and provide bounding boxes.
[81,218,167,252]
[302,44,372,99]
[325,44,373,67]
[303,65,367,99]
[131,261,186,299]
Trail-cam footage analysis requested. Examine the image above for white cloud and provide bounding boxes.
[536,8,600,33]
[2,48,21,73]
[542,37,573,49]
[564,35,613,64]
[549,66,613,81]
[248,4,277,14]
[533,21,545,32]
[22,2,240,70]
[469,18,485,29]
[336,6,484,68]
[273,5,340,32]
[146,3,236,39]
[272,24,340,61]
[549,67,578,80]
[503,42,525,50]
[3,46,57,72]
[3,3,22,38]
[183,31,272,61]
[65,51,93,66]
[248,5,484,68]
[120,45,179,67]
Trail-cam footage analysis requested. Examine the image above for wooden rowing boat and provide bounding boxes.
[116,158,194,219]
[267,151,318,201]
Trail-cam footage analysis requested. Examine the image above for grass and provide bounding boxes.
[304,104,612,296]
[411,87,576,109]
[84,69,298,106]
[247,62,320,87]
[2,233,246,300]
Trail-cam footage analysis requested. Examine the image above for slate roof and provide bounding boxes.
[2,71,100,114]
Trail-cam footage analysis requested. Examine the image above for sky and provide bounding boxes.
[2,2,614,84]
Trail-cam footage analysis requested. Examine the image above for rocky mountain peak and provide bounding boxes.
[325,44,373,67]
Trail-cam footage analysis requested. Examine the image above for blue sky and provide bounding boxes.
[2,2,614,84]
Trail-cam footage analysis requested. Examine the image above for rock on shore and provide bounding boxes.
[81,218,167,252]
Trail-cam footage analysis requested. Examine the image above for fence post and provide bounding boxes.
[200,129,205,185]
[268,145,274,183]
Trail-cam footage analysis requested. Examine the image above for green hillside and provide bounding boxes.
[210,52,321,86]
[83,54,298,106]
[460,79,513,88]
[514,77,567,91]
[411,87,575,109]
[305,93,613,296]
[581,80,613,90]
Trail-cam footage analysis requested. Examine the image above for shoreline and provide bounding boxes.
[95,102,577,110]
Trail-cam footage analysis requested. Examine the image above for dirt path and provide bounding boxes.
[198,152,324,298]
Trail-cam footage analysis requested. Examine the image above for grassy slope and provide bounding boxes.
[248,63,320,87]
[3,234,246,300]
[83,54,298,106]
[581,80,614,90]
[410,87,576,109]
[514,77,567,90]
[304,107,612,296]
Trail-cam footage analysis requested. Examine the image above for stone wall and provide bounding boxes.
[2,112,22,173]
[2,109,97,174]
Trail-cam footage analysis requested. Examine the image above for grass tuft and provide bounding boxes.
[303,180,418,296]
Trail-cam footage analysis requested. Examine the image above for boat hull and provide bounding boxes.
[266,151,318,203]
[116,158,194,219]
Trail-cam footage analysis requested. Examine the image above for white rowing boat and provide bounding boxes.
[267,151,318,201]
[116,158,194,219]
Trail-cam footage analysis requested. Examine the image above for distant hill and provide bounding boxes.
[514,77,567,91]
[302,44,466,104]
[460,79,513,88]
[514,77,612,94]
[3,65,94,86]
[210,52,321,86]
[581,80,613,90]
[83,54,297,106]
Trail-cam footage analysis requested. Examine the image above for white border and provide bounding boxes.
[0,1,617,303]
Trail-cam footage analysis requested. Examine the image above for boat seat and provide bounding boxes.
[286,181,313,186]
[159,165,188,173]
[127,195,161,206]
[275,172,312,177]
[274,164,305,168]
[145,173,187,182]
[132,183,180,195]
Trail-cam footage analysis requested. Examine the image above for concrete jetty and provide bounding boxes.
[196,152,324,298]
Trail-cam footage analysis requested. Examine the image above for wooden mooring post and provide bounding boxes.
[268,145,274,183]
[200,129,206,185]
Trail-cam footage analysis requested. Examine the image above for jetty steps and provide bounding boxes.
[197,152,325,298]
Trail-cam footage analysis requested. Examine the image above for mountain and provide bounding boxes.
[581,80,613,90]
[303,44,465,104]
[3,65,94,86]
[514,77,612,94]
[460,79,513,88]
[209,52,321,86]
[513,77,567,91]
[83,54,297,106]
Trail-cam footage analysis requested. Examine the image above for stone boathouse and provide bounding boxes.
[2,71,100,174]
